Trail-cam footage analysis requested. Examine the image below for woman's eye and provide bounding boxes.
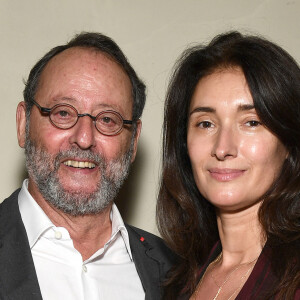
[245,120,261,127]
[197,121,213,128]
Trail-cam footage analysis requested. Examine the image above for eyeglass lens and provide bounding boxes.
[50,105,124,135]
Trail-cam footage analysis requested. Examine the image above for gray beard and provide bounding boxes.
[25,137,133,216]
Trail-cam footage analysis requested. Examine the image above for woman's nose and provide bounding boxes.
[211,127,238,160]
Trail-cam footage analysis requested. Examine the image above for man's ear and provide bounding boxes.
[130,119,142,163]
[16,101,27,148]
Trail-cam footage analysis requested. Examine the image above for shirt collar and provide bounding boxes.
[18,179,54,248]
[110,203,133,260]
[18,179,133,259]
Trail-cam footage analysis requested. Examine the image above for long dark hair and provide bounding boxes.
[157,31,300,299]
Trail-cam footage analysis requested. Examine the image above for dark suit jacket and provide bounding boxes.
[0,189,175,300]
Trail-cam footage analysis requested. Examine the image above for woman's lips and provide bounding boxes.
[209,168,246,181]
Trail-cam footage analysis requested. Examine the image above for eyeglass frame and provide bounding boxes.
[31,99,134,136]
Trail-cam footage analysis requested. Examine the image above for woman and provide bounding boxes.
[157,31,300,299]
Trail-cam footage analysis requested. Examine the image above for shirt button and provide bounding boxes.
[82,265,87,273]
[55,231,62,239]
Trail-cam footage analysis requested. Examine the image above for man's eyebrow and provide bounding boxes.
[189,106,215,116]
[52,97,75,103]
[52,97,114,109]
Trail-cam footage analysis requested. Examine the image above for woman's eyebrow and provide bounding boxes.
[238,104,255,111]
[189,106,215,116]
[189,104,255,116]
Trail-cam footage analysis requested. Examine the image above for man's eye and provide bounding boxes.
[99,116,118,127]
[53,109,72,119]
[102,117,113,124]
[58,110,70,117]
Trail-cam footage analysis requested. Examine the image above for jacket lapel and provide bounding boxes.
[0,189,42,300]
[126,225,166,300]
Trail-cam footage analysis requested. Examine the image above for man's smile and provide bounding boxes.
[63,160,96,169]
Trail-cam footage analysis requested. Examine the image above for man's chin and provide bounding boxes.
[44,188,110,216]
[59,181,99,195]
[63,188,98,196]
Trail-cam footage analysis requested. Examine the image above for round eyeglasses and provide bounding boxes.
[32,100,134,136]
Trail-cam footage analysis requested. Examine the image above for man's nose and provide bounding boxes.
[68,115,96,150]
[211,127,238,160]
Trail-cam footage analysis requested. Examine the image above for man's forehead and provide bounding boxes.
[36,46,132,95]
[34,46,133,114]
[42,47,127,77]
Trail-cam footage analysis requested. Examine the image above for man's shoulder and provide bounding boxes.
[0,189,22,229]
[126,224,162,243]
[125,224,176,259]
[125,225,177,298]
[0,189,20,212]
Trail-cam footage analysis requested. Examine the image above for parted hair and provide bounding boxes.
[157,31,300,299]
[23,32,146,122]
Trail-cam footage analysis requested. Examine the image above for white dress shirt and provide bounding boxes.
[18,180,145,300]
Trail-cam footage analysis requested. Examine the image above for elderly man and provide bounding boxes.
[0,33,174,300]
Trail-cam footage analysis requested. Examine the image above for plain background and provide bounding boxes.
[0,0,299,234]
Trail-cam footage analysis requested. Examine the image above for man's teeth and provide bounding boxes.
[63,160,96,169]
